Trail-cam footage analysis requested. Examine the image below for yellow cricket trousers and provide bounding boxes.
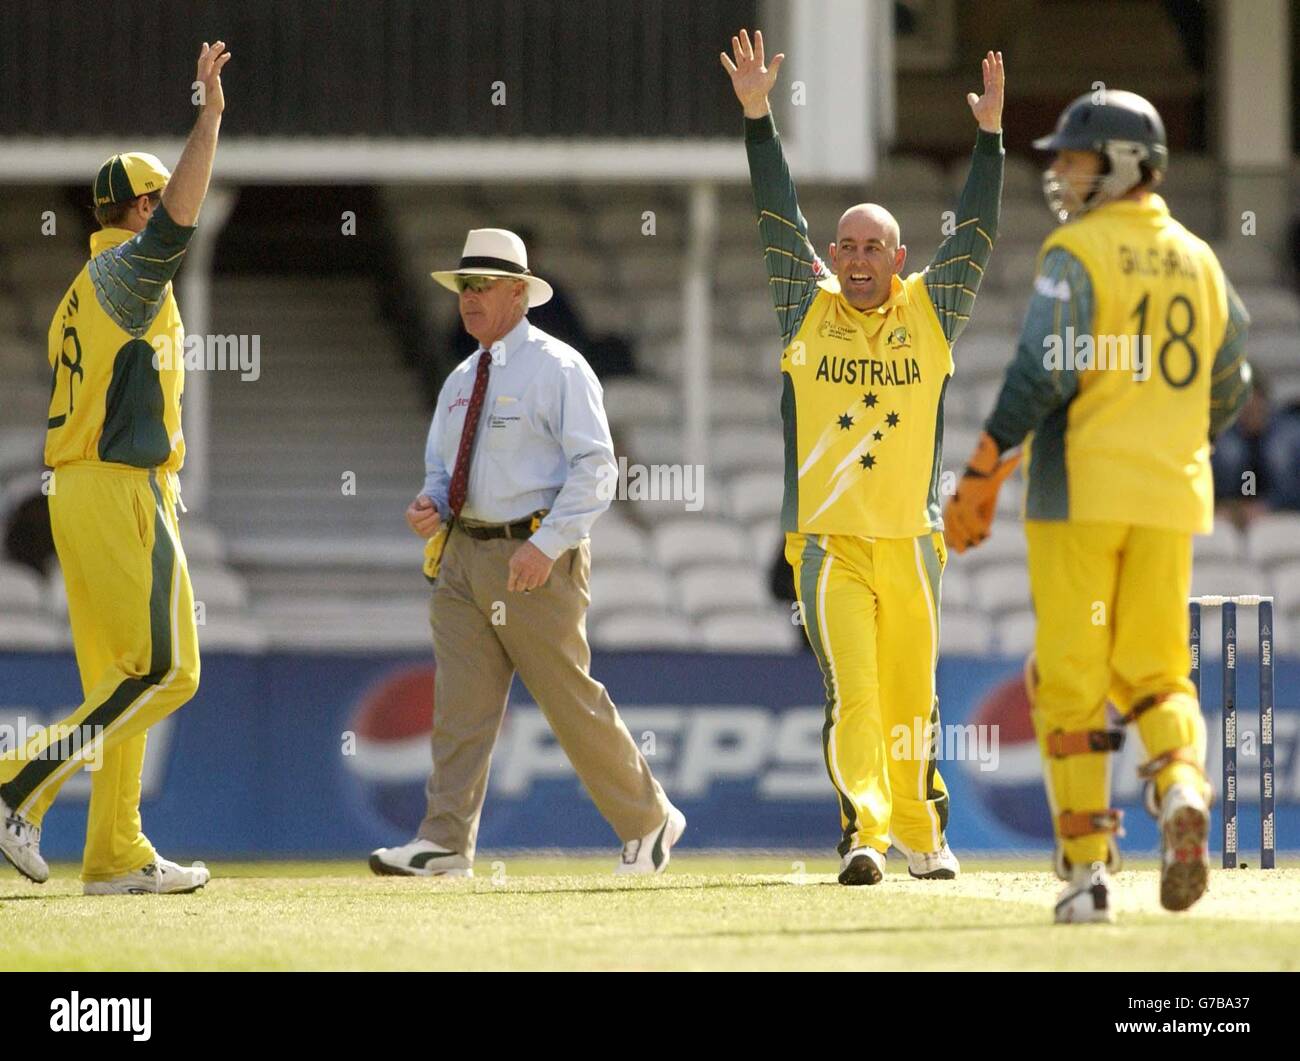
[1025,520,1207,870]
[0,462,200,880]
[786,531,950,857]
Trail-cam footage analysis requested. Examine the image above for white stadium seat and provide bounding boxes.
[749,517,783,559]
[995,610,1038,656]
[1246,513,1300,566]
[0,613,67,650]
[587,517,650,566]
[589,611,695,650]
[1193,519,1244,562]
[0,562,44,614]
[940,609,994,654]
[600,378,678,427]
[675,564,769,619]
[1270,562,1300,620]
[189,567,251,611]
[652,519,748,571]
[712,427,786,476]
[971,562,1034,614]
[938,567,972,609]
[697,608,801,653]
[177,519,228,565]
[1190,560,1271,601]
[728,470,785,524]
[587,565,673,615]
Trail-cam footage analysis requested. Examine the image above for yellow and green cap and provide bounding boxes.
[93,152,171,207]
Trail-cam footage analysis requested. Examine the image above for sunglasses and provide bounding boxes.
[456,275,501,294]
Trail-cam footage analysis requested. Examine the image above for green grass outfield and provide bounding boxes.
[3,855,1298,971]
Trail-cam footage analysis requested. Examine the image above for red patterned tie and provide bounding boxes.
[447,349,492,519]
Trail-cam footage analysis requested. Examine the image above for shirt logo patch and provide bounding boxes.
[817,321,858,342]
[884,327,910,350]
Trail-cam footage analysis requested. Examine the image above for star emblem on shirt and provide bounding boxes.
[873,430,884,442]
[886,411,900,428]
[863,392,879,408]
[859,454,876,470]
[838,413,854,430]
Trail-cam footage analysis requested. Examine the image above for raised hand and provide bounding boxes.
[196,40,232,116]
[720,28,784,120]
[966,50,1004,133]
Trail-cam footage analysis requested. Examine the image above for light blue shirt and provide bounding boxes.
[421,316,616,559]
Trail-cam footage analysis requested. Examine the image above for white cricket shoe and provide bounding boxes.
[369,838,473,878]
[0,797,48,884]
[891,837,960,880]
[614,806,686,875]
[1054,860,1115,924]
[84,857,210,895]
[838,845,886,886]
[1158,783,1210,912]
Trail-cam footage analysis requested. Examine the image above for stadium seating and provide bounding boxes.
[2,171,1297,658]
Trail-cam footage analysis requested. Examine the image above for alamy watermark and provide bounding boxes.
[890,718,1000,773]
[0,719,106,771]
[151,333,261,381]
[597,456,705,512]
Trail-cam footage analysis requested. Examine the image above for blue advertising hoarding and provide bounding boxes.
[1,648,1296,861]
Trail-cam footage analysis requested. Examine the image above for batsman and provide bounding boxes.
[946,90,1252,921]
[723,30,1004,884]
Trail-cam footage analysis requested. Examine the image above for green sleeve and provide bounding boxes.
[984,247,1091,452]
[1208,278,1252,440]
[88,201,196,337]
[745,114,825,347]
[924,130,1004,344]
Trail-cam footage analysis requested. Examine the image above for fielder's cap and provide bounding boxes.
[93,152,171,207]
[430,228,553,308]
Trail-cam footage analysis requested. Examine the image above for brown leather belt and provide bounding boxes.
[458,510,547,541]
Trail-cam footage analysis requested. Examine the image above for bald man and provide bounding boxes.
[723,31,1004,884]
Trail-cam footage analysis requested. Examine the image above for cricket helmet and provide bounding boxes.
[1033,89,1168,222]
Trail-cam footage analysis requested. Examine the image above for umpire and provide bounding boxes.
[369,229,685,878]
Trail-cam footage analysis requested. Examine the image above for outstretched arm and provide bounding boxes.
[924,51,1005,345]
[163,41,230,227]
[87,41,231,337]
[722,29,824,348]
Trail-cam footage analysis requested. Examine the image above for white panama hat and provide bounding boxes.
[430,228,554,307]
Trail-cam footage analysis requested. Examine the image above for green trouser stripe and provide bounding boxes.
[146,474,175,676]
[797,534,859,856]
[915,534,949,833]
[0,477,174,810]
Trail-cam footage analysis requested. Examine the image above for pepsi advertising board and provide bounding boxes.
[2,649,1297,859]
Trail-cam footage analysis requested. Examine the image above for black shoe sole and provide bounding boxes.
[368,853,466,878]
[838,854,884,886]
[909,868,956,880]
[369,853,417,877]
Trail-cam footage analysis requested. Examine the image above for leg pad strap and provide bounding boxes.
[1122,692,1177,725]
[1058,809,1125,839]
[1137,746,1206,782]
[1046,728,1124,757]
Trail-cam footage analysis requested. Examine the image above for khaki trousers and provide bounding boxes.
[419,527,669,859]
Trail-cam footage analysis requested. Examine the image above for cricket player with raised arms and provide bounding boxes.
[0,42,231,893]
[946,89,1252,921]
[722,29,1004,884]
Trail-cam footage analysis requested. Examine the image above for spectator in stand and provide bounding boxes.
[1212,372,1300,521]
